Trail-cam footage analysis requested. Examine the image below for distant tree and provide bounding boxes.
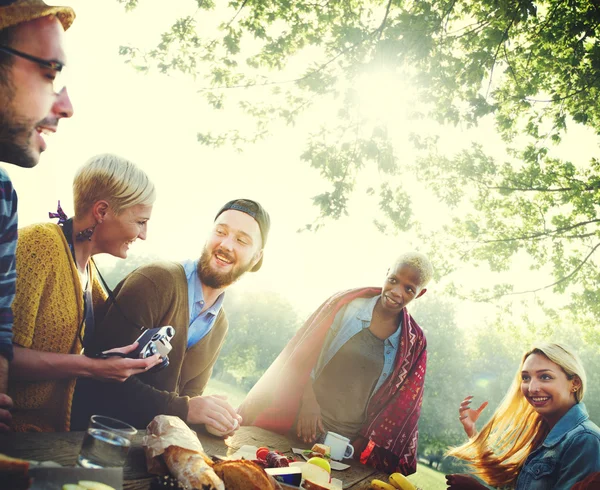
[116,0,600,319]
[212,290,303,391]
[411,298,470,456]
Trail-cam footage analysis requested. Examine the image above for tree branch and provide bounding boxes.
[374,0,394,40]
[475,219,600,244]
[486,20,513,99]
[487,242,600,299]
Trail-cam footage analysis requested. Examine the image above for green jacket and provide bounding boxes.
[70,261,228,429]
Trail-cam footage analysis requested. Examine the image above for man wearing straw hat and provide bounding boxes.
[0,0,75,431]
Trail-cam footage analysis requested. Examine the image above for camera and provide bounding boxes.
[129,326,175,373]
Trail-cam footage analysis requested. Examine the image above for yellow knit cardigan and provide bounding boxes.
[9,223,106,432]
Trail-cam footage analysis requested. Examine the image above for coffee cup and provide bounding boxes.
[323,431,354,461]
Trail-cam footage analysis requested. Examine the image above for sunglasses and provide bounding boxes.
[0,45,66,93]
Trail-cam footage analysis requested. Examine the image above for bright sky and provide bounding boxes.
[6,1,598,325]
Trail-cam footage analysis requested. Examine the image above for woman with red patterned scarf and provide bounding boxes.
[238,252,433,475]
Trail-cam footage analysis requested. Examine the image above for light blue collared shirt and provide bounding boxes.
[313,295,401,395]
[181,259,225,348]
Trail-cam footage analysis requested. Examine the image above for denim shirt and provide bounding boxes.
[312,295,401,395]
[515,403,600,490]
[181,259,224,348]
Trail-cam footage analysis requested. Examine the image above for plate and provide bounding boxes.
[29,466,123,490]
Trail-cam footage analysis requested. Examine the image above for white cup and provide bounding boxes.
[323,431,355,461]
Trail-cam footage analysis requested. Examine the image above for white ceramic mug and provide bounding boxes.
[323,431,355,461]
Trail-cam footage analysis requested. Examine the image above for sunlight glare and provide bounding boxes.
[354,70,418,125]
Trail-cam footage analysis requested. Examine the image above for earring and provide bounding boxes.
[76,224,97,242]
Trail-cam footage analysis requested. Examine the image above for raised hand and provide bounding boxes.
[458,395,488,438]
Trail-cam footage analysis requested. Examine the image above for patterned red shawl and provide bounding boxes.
[237,287,427,475]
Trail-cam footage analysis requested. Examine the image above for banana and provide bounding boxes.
[370,479,397,490]
[389,472,417,490]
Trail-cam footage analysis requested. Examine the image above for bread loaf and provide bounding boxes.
[144,415,224,490]
[163,446,224,490]
[310,444,330,457]
[0,453,31,490]
[213,460,280,490]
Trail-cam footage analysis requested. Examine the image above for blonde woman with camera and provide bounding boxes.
[8,154,161,432]
[446,342,600,490]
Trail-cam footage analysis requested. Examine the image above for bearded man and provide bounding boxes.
[70,199,270,434]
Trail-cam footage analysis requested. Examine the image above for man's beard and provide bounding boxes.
[0,87,44,168]
[197,246,255,289]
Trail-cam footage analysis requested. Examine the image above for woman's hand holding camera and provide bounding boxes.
[187,394,241,436]
[90,341,162,382]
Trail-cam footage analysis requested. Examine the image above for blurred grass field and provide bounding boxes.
[408,464,447,489]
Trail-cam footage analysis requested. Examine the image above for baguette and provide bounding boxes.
[144,415,224,490]
[163,445,224,490]
[213,460,280,490]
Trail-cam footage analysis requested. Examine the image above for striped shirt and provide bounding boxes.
[0,167,17,361]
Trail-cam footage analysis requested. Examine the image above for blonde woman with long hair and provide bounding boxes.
[446,342,600,490]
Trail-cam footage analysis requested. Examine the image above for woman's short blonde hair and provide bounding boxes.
[73,154,156,217]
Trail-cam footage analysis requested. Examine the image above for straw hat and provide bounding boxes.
[0,0,75,31]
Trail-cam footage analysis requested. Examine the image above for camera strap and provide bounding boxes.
[92,260,147,333]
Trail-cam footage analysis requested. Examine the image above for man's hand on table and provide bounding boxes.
[188,394,241,435]
[297,396,324,444]
[0,392,13,432]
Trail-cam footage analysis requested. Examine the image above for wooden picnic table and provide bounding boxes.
[0,426,391,489]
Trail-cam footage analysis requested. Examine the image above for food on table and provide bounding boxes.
[144,415,224,490]
[296,461,330,486]
[388,472,416,490]
[0,452,31,490]
[312,444,330,458]
[144,415,286,489]
[77,481,116,490]
[253,448,291,470]
[213,459,280,490]
[303,443,331,459]
[163,445,224,490]
[206,418,240,437]
[301,479,342,490]
[306,457,331,474]
[370,479,396,490]
[62,483,116,490]
[265,466,303,487]
[265,451,290,468]
[151,475,188,489]
[256,447,270,460]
